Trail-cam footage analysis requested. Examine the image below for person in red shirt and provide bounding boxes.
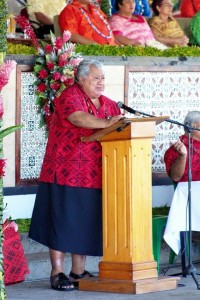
[59,0,116,45]
[29,59,123,291]
[164,111,200,183]
[180,0,200,18]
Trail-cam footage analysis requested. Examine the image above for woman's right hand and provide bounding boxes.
[173,139,187,156]
[169,138,187,181]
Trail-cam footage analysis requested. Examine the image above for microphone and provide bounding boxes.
[117,102,140,115]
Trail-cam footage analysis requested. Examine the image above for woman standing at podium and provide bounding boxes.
[164,111,200,183]
[29,59,122,292]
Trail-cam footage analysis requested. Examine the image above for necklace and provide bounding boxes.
[85,97,110,119]
[79,7,112,39]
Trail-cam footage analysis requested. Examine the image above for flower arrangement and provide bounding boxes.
[15,15,83,128]
[33,31,83,128]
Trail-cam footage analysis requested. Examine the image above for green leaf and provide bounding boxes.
[35,94,46,105]
[35,56,45,64]
[0,125,23,140]
[34,64,43,72]
[40,40,48,48]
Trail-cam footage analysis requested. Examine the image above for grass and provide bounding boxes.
[15,219,31,233]
[152,205,170,216]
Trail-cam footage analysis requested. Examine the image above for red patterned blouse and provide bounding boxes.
[164,134,200,182]
[39,83,120,188]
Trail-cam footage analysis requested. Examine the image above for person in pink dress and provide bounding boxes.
[109,0,167,49]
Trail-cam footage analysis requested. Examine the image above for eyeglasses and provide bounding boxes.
[89,76,105,82]
[161,3,173,7]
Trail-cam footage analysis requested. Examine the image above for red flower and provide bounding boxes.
[63,78,74,87]
[44,44,53,54]
[52,72,61,80]
[37,83,47,92]
[50,82,60,90]
[55,37,64,50]
[46,61,55,70]
[0,159,6,177]
[38,69,48,79]
[58,58,67,67]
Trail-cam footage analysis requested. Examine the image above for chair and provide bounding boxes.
[53,15,62,37]
[20,7,54,38]
[176,17,191,37]
[152,215,168,273]
[152,214,187,274]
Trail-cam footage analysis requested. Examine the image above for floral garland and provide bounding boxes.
[15,15,40,51]
[79,7,112,39]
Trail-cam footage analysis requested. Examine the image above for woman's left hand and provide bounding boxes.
[105,114,124,127]
[175,36,189,46]
[68,111,124,129]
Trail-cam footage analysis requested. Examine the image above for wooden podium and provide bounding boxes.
[79,117,179,294]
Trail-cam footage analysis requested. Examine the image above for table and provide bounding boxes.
[164,181,200,255]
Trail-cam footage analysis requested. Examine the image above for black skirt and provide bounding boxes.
[29,182,103,256]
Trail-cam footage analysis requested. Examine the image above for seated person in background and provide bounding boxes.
[164,111,200,183]
[180,0,200,18]
[189,11,200,46]
[109,0,167,49]
[134,0,152,16]
[111,0,152,16]
[59,0,116,45]
[148,0,189,47]
[26,0,66,38]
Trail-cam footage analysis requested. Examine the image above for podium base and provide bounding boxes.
[79,276,179,295]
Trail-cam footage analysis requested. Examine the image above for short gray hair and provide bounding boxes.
[184,111,200,127]
[76,59,104,81]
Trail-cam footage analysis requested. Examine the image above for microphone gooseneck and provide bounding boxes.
[117,102,139,115]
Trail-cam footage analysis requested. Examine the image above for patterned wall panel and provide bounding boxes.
[20,72,47,181]
[125,69,200,172]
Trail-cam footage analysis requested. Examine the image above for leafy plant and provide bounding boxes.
[7,42,200,57]
[152,205,170,216]
[7,42,37,55]
[0,125,23,139]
